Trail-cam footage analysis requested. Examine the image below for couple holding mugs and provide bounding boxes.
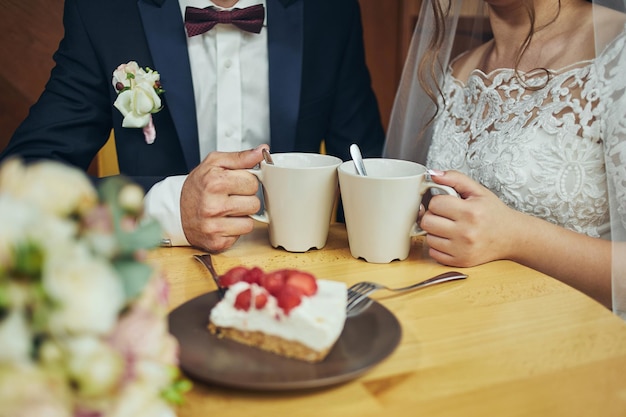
[3,0,625,314]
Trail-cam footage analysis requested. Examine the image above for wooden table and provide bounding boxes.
[147,222,626,417]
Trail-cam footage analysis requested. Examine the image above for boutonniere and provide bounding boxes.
[112,61,165,144]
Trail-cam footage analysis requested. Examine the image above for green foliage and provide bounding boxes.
[98,176,163,301]
[11,242,44,281]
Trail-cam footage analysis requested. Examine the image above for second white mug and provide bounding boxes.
[338,158,458,263]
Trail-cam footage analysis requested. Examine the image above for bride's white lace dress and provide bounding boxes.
[427,30,626,240]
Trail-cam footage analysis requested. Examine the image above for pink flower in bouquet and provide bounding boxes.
[108,281,179,369]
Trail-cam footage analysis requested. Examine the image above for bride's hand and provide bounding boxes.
[420,170,520,267]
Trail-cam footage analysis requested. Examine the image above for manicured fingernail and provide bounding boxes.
[428,169,444,177]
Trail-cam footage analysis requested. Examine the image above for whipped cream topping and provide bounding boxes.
[209,279,347,351]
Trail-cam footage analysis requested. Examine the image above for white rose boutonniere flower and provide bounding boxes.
[112,61,165,144]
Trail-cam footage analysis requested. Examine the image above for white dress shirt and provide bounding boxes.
[144,0,270,246]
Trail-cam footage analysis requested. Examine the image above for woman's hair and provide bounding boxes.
[417,0,561,133]
[416,0,453,135]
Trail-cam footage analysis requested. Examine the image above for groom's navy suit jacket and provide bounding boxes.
[2,0,384,191]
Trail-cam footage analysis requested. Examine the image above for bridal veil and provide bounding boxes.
[383,0,626,318]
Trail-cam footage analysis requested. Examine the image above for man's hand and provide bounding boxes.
[181,145,267,252]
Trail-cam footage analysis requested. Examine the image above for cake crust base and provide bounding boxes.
[208,322,332,363]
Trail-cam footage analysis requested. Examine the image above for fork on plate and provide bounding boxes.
[346,271,468,315]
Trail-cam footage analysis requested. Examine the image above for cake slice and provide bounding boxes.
[208,266,347,363]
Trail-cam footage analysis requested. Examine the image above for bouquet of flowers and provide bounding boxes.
[0,159,190,417]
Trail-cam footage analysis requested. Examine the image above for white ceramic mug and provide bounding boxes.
[338,158,459,263]
[248,153,343,252]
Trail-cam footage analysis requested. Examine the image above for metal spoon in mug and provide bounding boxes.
[349,143,368,176]
[262,148,274,165]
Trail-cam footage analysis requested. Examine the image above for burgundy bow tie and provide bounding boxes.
[184,4,265,36]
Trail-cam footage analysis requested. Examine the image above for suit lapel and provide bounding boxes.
[138,0,200,169]
[266,0,303,152]
[137,0,303,160]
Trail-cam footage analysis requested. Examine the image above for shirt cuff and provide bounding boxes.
[143,175,190,247]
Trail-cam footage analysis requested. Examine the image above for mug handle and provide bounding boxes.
[410,182,459,236]
[246,168,269,224]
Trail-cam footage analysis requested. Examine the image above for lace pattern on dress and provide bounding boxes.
[427,29,626,239]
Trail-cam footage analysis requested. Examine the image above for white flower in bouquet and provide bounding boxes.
[0,309,30,363]
[0,159,191,417]
[0,158,97,217]
[64,336,125,397]
[0,195,76,265]
[0,364,71,417]
[44,245,125,335]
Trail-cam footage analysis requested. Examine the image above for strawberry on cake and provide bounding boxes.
[208,266,347,363]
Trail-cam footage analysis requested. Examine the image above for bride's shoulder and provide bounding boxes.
[449,42,493,83]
